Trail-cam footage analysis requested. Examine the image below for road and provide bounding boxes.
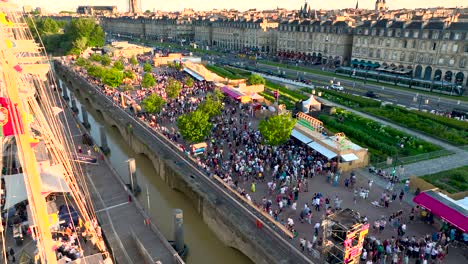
[206,55,468,113]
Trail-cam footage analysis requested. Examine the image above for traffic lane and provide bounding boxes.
[256,63,468,112]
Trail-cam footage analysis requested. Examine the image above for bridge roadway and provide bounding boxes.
[68,65,313,263]
[57,86,182,264]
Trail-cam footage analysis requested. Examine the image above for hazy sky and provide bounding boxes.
[16,0,466,13]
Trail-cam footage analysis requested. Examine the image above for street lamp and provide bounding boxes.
[391,143,404,182]
[413,94,429,111]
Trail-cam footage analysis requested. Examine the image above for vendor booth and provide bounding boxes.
[221,86,251,103]
[413,190,468,232]
[290,112,369,171]
[302,95,321,113]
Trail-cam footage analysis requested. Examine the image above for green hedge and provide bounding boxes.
[421,166,468,193]
[318,110,440,163]
[387,105,468,131]
[365,106,468,145]
[205,65,243,80]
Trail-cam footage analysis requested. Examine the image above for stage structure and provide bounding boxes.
[322,208,369,264]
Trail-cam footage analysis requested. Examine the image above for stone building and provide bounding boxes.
[100,17,194,42]
[76,6,117,16]
[351,19,468,88]
[276,20,353,67]
[208,19,278,54]
[193,18,213,48]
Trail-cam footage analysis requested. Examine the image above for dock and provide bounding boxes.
[59,94,182,264]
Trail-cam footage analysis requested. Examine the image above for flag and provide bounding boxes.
[0,97,24,136]
[52,106,63,115]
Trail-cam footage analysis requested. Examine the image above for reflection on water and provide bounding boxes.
[61,80,252,264]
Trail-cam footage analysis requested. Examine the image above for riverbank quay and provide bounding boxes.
[54,60,313,264]
[56,79,183,264]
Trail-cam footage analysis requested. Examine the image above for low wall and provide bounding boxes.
[55,61,312,264]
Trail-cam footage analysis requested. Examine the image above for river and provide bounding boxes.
[59,79,252,264]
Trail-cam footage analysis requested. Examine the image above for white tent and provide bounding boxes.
[302,95,321,113]
[3,163,70,208]
[250,93,264,101]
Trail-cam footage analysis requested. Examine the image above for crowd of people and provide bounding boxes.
[68,54,465,263]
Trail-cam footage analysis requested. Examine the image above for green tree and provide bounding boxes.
[184,77,194,88]
[198,92,223,118]
[101,54,111,66]
[142,94,166,114]
[75,57,87,67]
[177,110,212,143]
[130,55,138,66]
[86,65,104,79]
[143,62,153,73]
[63,18,105,54]
[123,70,135,80]
[259,113,296,146]
[141,73,156,88]
[247,74,266,85]
[89,53,102,62]
[102,68,123,88]
[113,60,125,71]
[165,78,182,99]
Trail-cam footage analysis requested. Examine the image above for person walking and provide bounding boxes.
[9,247,15,263]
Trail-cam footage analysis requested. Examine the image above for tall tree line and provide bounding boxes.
[27,17,105,55]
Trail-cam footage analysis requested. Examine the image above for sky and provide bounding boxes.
[16,0,466,13]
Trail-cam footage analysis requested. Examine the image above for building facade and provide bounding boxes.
[205,19,278,54]
[276,20,353,66]
[98,12,468,89]
[351,19,468,87]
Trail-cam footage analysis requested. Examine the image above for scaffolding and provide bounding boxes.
[322,208,369,264]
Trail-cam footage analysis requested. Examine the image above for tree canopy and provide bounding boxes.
[130,56,138,66]
[123,70,135,80]
[258,113,296,146]
[113,60,125,71]
[184,77,194,88]
[165,78,182,99]
[198,92,224,119]
[26,17,105,55]
[247,74,266,85]
[75,57,87,67]
[142,94,166,114]
[143,62,153,73]
[102,68,123,88]
[177,110,212,143]
[101,54,111,66]
[141,73,156,88]
[89,53,102,62]
[86,65,105,79]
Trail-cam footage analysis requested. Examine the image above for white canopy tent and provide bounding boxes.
[341,153,359,162]
[302,95,321,113]
[3,163,70,208]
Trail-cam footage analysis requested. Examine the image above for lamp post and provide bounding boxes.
[414,94,429,111]
[391,143,404,182]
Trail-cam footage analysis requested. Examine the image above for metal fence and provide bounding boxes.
[372,149,454,169]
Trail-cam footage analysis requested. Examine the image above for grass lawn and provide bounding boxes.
[421,166,468,194]
[317,109,441,163]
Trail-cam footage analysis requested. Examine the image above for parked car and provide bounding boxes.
[365,91,379,98]
[330,84,344,91]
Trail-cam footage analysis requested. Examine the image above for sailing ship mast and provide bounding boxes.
[0,1,111,263]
